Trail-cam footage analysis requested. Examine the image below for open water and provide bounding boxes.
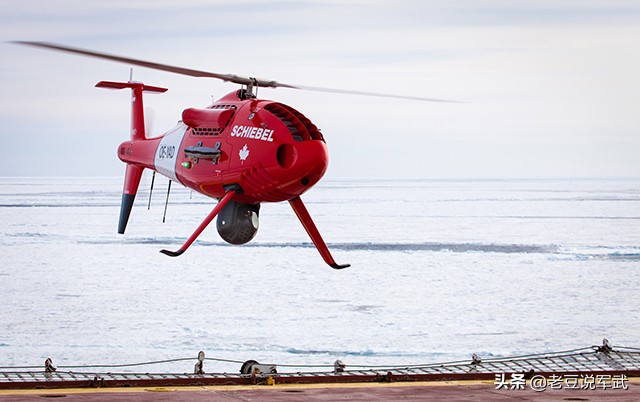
[0,177,638,373]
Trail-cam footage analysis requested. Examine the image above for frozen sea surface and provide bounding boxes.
[0,177,639,373]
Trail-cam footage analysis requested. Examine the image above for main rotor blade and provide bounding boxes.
[11,41,289,88]
[12,41,460,102]
[290,84,461,103]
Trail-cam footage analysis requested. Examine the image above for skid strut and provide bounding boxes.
[160,190,236,257]
[289,197,350,269]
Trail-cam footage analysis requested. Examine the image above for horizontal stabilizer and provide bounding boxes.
[96,81,168,93]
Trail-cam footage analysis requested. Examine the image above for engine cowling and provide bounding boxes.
[216,200,260,245]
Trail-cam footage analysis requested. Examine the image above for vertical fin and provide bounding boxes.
[130,84,146,141]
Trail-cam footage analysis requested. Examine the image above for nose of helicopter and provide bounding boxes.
[275,138,329,197]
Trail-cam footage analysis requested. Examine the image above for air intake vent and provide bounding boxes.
[264,103,324,142]
[183,105,236,136]
[193,127,223,136]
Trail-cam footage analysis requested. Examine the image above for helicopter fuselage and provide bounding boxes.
[118,89,329,205]
[108,83,347,267]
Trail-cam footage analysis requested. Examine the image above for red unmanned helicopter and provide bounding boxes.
[14,41,455,269]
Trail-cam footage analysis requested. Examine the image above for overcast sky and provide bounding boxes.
[1,0,639,178]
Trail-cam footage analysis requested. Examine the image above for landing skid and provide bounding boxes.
[159,191,348,269]
[159,249,185,257]
[160,190,236,257]
[289,197,350,269]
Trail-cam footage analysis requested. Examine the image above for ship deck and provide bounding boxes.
[1,342,639,400]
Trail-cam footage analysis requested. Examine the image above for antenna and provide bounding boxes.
[163,180,172,223]
[147,171,156,210]
[129,67,133,82]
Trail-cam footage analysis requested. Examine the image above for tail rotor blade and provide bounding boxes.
[144,106,155,138]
